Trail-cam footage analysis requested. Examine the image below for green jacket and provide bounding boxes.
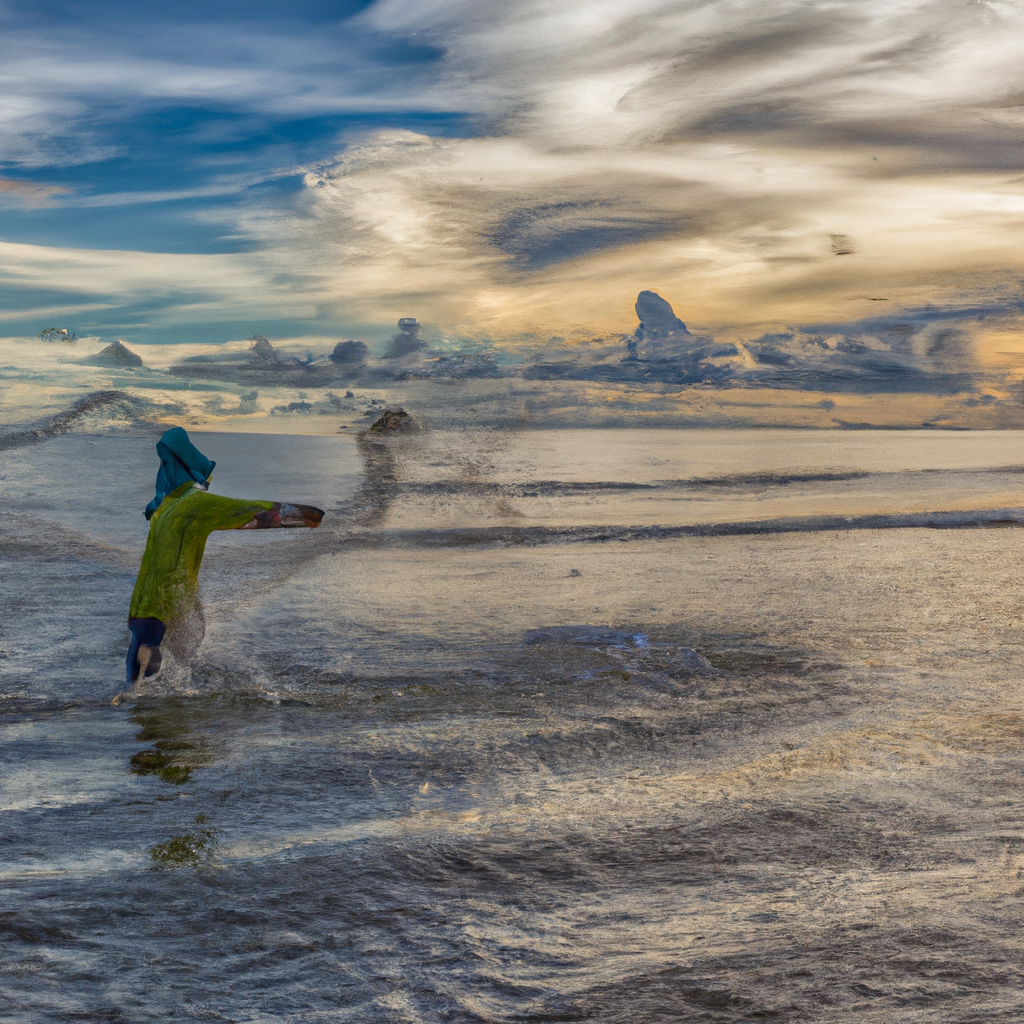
[129,483,274,623]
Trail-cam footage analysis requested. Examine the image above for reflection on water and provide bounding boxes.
[3,425,1024,1020]
[149,815,218,868]
[352,428,401,527]
[128,700,227,785]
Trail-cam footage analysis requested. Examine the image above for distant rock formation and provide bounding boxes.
[382,318,426,360]
[365,408,419,433]
[628,291,691,360]
[38,327,77,344]
[635,290,689,337]
[83,340,143,368]
[248,335,279,366]
[329,340,369,365]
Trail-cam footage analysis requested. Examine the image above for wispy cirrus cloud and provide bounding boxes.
[260,0,1024,351]
[2,0,1024,375]
[0,0,448,167]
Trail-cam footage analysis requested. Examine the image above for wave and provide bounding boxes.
[326,506,1024,549]
[396,470,872,497]
[0,390,135,452]
[677,470,871,489]
[351,465,1024,504]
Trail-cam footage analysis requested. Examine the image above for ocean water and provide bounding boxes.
[4,422,1024,1021]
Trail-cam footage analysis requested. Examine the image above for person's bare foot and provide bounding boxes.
[112,645,164,704]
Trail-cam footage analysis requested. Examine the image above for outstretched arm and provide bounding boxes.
[237,502,324,530]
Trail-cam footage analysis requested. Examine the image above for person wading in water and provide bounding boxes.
[125,427,324,689]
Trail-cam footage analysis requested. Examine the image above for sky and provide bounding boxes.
[2,0,1024,374]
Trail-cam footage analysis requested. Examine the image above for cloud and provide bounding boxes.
[0,5,450,169]
[3,0,1024,376]
[0,177,70,205]
[213,0,1020,351]
[363,0,1024,153]
[0,239,322,335]
[486,200,691,271]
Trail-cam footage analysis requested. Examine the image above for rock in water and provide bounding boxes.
[86,340,144,367]
[365,408,419,433]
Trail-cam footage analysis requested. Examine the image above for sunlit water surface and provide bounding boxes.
[3,426,1024,1022]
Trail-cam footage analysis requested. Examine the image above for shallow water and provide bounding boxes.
[4,424,1024,1021]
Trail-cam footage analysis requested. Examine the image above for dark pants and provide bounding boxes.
[126,618,166,686]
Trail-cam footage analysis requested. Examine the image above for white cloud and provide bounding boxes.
[4,0,1024,346]
[366,0,1024,138]
[0,14,454,168]
[256,0,1024,340]
[0,240,321,324]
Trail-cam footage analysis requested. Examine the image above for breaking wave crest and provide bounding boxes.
[388,470,874,499]
[0,390,138,451]
[321,506,1024,551]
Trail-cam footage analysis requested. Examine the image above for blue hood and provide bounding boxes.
[144,427,216,519]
